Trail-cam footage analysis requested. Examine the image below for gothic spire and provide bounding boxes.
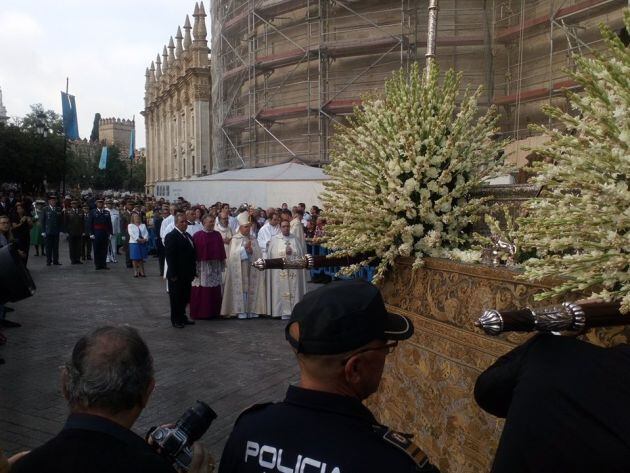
[168,36,176,65]
[155,54,162,79]
[162,45,169,72]
[175,26,184,58]
[183,14,192,50]
[193,2,207,42]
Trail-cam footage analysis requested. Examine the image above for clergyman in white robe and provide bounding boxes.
[221,213,266,319]
[267,221,307,319]
[256,215,280,259]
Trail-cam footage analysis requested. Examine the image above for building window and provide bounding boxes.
[192,155,195,174]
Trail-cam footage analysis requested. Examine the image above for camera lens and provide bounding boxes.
[176,401,217,442]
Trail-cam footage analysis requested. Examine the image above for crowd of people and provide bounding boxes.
[0,191,329,358]
[2,189,630,473]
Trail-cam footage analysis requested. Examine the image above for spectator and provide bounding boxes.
[30,201,45,257]
[10,203,32,264]
[10,326,209,473]
[128,213,149,278]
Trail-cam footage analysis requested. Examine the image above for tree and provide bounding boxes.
[21,103,64,136]
[0,105,65,194]
[90,113,101,142]
[93,145,127,190]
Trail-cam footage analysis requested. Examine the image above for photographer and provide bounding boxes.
[10,326,211,473]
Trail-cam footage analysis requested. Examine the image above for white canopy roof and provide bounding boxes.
[155,162,330,208]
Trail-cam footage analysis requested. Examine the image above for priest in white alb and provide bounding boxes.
[220,211,267,319]
[256,211,280,259]
[267,219,307,319]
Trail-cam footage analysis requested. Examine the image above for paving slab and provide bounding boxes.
[0,244,301,461]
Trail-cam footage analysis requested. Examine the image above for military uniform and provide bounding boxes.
[41,201,62,265]
[219,385,438,473]
[88,206,113,270]
[81,206,92,261]
[63,204,84,264]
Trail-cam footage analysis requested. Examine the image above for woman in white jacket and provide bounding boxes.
[127,213,149,277]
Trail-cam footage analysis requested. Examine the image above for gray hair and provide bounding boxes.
[63,326,154,413]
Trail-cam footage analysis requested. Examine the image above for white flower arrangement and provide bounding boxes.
[516,11,630,313]
[321,63,508,283]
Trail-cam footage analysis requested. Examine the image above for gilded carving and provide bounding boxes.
[369,257,630,472]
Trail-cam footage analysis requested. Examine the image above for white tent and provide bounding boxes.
[154,162,330,208]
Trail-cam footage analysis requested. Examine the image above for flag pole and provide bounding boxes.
[130,115,135,191]
[62,77,69,197]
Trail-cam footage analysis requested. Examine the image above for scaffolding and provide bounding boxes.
[492,0,627,145]
[211,0,492,170]
[210,0,627,171]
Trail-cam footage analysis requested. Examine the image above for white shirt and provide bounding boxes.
[107,208,121,234]
[186,221,203,237]
[256,221,280,259]
[216,215,239,233]
[127,223,148,244]
[160,214,175,243]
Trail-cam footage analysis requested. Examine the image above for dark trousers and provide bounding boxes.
[45,234,60,264]
[68,235,82,263]
[168,278,191,324]
[81,235,92,259]
[157,239,165,276]
[124,240,131,267]
[93,231,109,269]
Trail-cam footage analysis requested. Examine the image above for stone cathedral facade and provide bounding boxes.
[142,2,211,194]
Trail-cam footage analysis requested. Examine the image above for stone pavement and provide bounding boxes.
[0,244,300,461]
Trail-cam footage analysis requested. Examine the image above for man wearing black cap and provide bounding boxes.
[218,279,439,473]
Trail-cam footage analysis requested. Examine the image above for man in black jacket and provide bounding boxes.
[475,334,630,473]
[165,213,196,328]
[219,280,440,473]
[10,326,210,473]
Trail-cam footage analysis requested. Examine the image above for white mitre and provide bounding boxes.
[237,211,250,226]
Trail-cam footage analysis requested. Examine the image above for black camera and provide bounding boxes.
[150,401,217,471]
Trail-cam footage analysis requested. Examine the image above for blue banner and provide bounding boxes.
[129,127,135,160]
[60,91,80,140]
[98,146,108,170]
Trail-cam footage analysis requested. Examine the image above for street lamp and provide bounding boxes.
[35,112,48,137]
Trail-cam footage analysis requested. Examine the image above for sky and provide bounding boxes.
[0,0,207,148]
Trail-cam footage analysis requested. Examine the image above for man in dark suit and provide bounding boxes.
[475,334,630,473]
[41,195,62,266]
[165,214,196,328]
[10,325,209,473]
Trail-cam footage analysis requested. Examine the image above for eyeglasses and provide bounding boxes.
[341,341,398,365]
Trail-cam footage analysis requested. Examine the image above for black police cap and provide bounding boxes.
[285,279,413,355]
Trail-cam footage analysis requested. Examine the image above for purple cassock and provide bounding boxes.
[190,230,226,319]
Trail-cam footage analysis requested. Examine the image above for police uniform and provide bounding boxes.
[218,280,439,473]
[219,386,438,473]
[88,203,113,270]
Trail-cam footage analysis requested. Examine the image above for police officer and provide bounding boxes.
[87,198,113,270]
[41,195,62,266]
[218,279,440,473]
